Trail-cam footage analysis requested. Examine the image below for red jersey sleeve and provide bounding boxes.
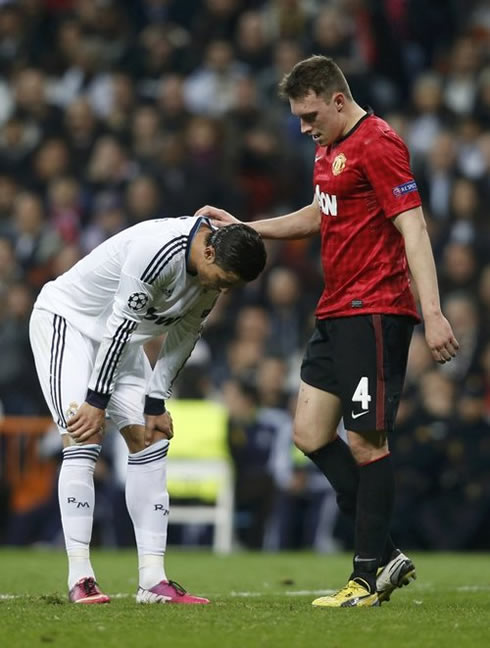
[361,130,421,219]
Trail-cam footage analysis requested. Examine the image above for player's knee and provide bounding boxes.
[62,431,103,447]
[120,424,145,453]
[293,423,315,454]
[348,430,388,465]
[293,420,338,455]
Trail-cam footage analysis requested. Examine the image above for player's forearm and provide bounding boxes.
[88,317,138,407]
[146,323,202,404]
[397,210,442,319]
[250,202,321,239]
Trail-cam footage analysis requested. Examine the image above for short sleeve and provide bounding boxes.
[362,131,421,219]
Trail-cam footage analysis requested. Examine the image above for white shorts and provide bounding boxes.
[29,308,151,434]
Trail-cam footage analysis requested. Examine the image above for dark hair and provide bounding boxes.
[279,55,352,102]
[234,372,259,404]
[206,224,266,282]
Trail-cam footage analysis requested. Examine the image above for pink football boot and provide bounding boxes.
[136,580,210,604]
[68,577,110,604]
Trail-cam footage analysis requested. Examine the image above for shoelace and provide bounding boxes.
[82,578,99,596]
[168,580,187,596]
[339,584,357,596]
[335,581,369,598]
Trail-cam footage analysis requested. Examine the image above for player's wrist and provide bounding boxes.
[86,389,110,409]
[144,396,166,416]
[422,306,443,320]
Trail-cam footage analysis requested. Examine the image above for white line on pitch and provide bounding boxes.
[3,585,490,601]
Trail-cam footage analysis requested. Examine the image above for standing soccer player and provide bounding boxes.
[196,55,459,607]
[30,216,266,604]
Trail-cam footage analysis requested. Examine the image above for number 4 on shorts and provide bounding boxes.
[352,376,372,411]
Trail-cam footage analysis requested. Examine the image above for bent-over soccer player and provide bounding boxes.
[30,216,266,604]
[197,56,459,608]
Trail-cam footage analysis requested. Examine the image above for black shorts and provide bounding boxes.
[300,315,414,432]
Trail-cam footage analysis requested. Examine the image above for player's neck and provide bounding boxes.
[341,103,367,138]
[187,226,209,274]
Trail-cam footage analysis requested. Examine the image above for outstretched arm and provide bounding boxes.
[195,198,322,240]
[393,207,459,364]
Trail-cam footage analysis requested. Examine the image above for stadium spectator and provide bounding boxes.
[225,375,293,550]
[264,266,308,358]
[63,98,102,176]
[234,10,272,72]
[258,38,304,120]
[406,72,452,163]
[184,39,247,117]
[125,176,162,223]
[0,282,43,414]
[12,192,62,286]
[155,74,192,135]
[416,131,458,222]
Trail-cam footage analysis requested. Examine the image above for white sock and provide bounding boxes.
[126,439,169,589]
[58,444,101,589]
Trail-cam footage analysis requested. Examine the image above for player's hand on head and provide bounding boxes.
[424,313,460,364]
[194,205,240,227]
[144,410,173,446]
[67,402,105,442]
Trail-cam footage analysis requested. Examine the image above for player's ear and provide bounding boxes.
[334,94,343,111]
[204,245,216,264]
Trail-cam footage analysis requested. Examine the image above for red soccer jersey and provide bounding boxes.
[313,112,421,321]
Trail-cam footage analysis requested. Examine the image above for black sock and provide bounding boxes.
[352,454,395,591]
[380,538,397,567]
[307,436,359,515]
[307,437,397,565]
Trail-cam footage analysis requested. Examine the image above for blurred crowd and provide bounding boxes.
[0,0,490,551]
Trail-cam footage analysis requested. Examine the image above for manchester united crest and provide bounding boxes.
[332,153,346,176]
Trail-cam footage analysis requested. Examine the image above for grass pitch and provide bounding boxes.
[0,550,489,648]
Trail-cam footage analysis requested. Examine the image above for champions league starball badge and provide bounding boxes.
[128,292,149,311]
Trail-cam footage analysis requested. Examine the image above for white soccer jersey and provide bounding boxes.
[34,216,219,408]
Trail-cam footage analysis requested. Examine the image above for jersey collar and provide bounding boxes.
[186,216,214,275]
[332,106,374,147]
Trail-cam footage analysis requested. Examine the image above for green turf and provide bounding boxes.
[0,550,489,648]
